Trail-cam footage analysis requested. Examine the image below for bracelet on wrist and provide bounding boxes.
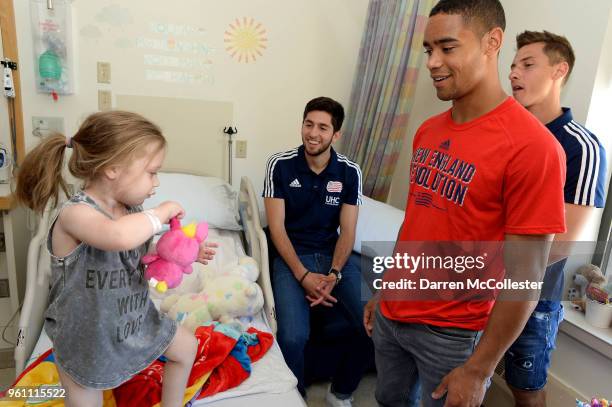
[143,209,162,234]
[298,270,310,284]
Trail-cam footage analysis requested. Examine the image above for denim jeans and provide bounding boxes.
[373,307,483,407]
[272,253,371,397]
[504,306,564,390]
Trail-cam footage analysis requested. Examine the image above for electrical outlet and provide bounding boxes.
[32,116,65,137]
[97,62,111,84]
[235,140,247,158]
[98,90,112,111]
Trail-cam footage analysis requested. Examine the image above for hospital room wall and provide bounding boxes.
[12,0,369,194]
[585,6,612,250]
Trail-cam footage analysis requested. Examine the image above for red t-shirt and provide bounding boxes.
[380,97,566,330]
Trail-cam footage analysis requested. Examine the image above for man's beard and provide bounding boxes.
[304,138,333,157]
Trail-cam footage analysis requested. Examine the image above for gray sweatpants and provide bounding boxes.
[372,307,484,407]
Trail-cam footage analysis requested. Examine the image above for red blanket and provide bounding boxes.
[1,324,273,407]
[114,324,273,406]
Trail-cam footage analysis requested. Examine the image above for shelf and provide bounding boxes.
[560,303,612,359]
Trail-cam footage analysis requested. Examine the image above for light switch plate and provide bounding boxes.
[97,62,111,84]
[235,140,247,158]
[98,90,112,111]
[32,116,65,137]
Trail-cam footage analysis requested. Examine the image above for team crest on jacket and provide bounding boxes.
[326,181,343,193]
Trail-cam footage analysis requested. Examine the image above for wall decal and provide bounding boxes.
[224,17,268,63]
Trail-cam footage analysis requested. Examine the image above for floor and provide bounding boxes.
[304,372,515,407]
[0,367,15,392]
[0,367,516,406]
[306,372,378,407]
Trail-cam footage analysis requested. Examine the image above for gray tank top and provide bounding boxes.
[44,191,177,389]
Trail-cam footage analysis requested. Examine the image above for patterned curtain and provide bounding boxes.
[343,0,432,200]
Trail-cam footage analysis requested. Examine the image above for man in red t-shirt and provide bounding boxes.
[362,1,566,406]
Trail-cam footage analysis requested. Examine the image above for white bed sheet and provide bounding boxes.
[26,229,299,405]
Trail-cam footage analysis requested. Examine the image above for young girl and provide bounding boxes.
[16,111,208,407]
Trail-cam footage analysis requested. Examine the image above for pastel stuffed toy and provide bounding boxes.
[159,268,264,331]
[237,256,259,281]
[143,217,208,293]
[215,256,260,282]
[161,293,212,333]
[201,274,264,323]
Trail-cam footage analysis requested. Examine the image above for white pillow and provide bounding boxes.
[353,196,405,256]
[144,172,241,230]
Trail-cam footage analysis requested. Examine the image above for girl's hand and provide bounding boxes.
[197,241,218,264]
[154,201,185,223]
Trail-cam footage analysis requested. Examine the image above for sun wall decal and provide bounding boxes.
[224,17,268,63]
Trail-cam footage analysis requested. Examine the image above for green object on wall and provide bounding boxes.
[38,50,62,80]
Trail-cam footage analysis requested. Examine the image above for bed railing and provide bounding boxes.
[239,176,277,335]
[14,203,54,375]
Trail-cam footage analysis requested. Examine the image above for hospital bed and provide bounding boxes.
[12,173,304,406]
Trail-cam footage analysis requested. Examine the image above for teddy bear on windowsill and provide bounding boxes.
[568,264,607,312]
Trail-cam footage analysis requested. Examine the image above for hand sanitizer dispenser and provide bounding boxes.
[0,144,11,184]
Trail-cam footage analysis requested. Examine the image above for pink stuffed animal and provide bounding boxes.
[143,217,208,293]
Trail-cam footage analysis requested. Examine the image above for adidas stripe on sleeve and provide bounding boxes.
[563,121,606,207]
[263,149,298,198]
[337,153,363,205]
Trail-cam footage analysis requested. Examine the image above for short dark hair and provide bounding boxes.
[430,0,506,35]
[303,97,345,133]
[516,30,575,84]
